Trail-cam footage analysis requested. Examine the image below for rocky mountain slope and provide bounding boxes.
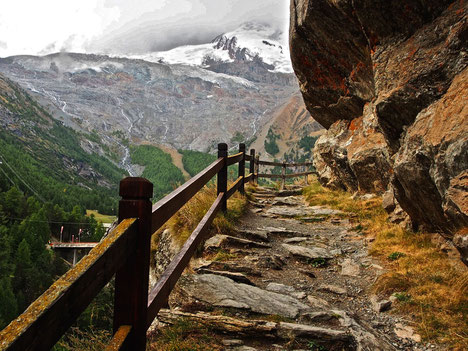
[0,73,124,212]
[251,93,323,161]
[0,23,306,177]
[290,0,467,261]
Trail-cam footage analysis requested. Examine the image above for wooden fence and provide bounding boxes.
[0,143,315,351]
[255,159,315,189]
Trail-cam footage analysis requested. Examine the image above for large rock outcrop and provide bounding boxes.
[290,0,467,259]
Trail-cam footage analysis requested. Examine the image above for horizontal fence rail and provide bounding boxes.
[150,158,224,233]
[0,219,138,351]
[146,192,224,327]
[255,158,317,190]
[0,141,315,350]
[256,160,313,167]
[257,171,316,179]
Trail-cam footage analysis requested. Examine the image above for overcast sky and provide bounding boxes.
[0,0,290,58]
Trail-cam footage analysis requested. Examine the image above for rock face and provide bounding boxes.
[180,274,310,318]
[290,0,468,258]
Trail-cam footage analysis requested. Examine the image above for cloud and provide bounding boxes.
[0,0,120,57]
[88,0,290,54]
[0,0,289,57]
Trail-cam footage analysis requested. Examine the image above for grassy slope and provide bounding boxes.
[130,145,186,201]
[178,149,217,177]
[303,181,468,350]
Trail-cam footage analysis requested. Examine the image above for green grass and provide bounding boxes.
[178,149,217,177]
[86,210,116,224]
[130,145,186,201]
[388,251,406,261]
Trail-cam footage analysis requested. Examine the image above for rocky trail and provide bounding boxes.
[156,186,437,351]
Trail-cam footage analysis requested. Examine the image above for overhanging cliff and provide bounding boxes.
[290,0,468,261]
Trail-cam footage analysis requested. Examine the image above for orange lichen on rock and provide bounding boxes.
[446,171,468,215]
[348,116,362,132]
[408,67,468,146]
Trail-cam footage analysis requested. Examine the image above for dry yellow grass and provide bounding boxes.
[55,328,111,350]
[303,180,468,350]
[151,182,249,252]
[147,318,223,351]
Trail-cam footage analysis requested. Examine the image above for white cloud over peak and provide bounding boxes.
[0,0,289,58]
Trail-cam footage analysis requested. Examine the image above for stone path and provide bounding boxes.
[157,186,434,351]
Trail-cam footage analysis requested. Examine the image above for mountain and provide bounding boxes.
[0,22,323,182]
[0,73,124,213]
[250,93,323,160]
[130,22,293,74]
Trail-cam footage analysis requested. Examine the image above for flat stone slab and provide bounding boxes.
[182,274,310,318]
[260,226,297,236]
[237,229,269,242]
[282,243,333,260]
[283,237,309,244]
[206,261,262,277]
[318,284,347,295]
[205,234,271,250]
[248,200,265,208]
[266,282,295,295]
[307,295,330,308]
[272,196,303,206]
[196,268,254,285]
[309,206,343,216]
[252,192,277,198]
[277,322,352,343]
[394,323,421,343]
[266,206,315,218]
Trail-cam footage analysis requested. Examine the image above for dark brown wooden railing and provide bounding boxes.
[0,143,314,350]
[256,159,316,189]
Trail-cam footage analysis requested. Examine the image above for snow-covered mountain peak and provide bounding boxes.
[129,22,293,73]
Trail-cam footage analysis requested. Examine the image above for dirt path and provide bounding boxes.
[158,144,190,179]
[156,186,435,351]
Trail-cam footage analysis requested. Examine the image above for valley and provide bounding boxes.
[0,22,323,198]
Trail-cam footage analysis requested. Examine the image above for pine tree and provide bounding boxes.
[13,239,34,311]
[0,277,17,329]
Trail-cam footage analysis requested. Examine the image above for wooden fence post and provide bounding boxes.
[255,155,260,184]
[238,143,245,194]
[217,143,228,213]
[281,161,286,190]
[249,149,255,183]
[114,177,153,350]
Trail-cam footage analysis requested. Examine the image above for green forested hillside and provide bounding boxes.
[179,149,217,177]
[130,145,185,200]
[0,184,106,329]
[0,74,125,214]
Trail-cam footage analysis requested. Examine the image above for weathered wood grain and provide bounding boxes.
[0,219,138,351]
